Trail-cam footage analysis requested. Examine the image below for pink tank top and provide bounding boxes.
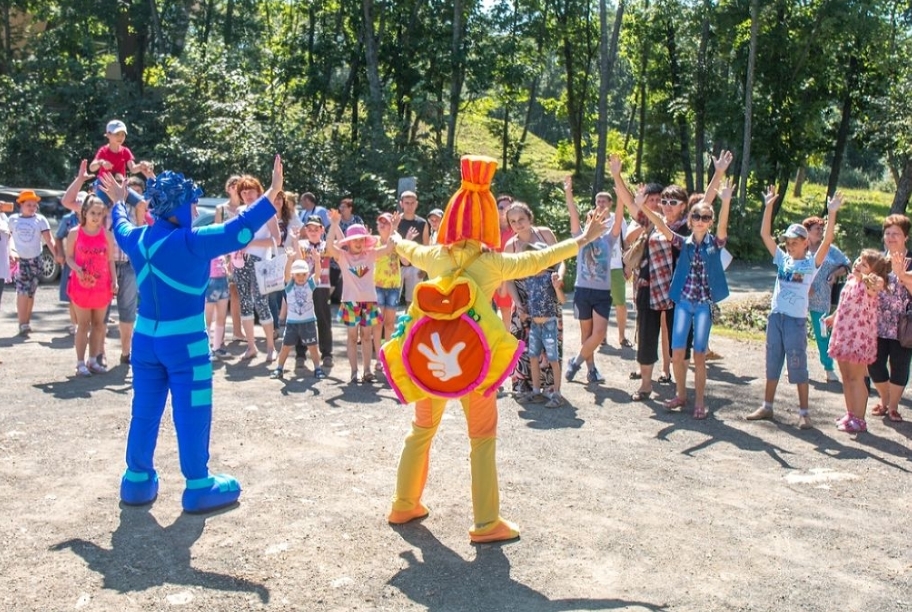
[67,227,113,309]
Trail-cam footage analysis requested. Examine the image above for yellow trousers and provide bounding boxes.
[391,392,501,529]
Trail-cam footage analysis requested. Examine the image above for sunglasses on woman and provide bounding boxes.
[690,213,713,222]
[660,199,683,207]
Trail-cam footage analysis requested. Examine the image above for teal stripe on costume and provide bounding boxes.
[237,228,252,243]
[192,364,212,381]
[186,476,214,489]
[196,224,227,237]
[135,314,206,337]
[150,267,207,295]
[146,234,170,258]
[188,338,210,357]
[191,388,212,407]
[123,469,150,483]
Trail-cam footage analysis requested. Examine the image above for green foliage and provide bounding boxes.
[715,294,772,335]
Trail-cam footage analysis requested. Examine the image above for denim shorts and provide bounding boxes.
[206,277,230,303]
[375,287,400,309]
[527,318,560,362]
[765,312,809,384]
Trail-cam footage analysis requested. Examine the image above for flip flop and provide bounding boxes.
[631,389,652,401]
[887,409,903,422]
[871,404,887,416]
[629,371,642,380]
[658,374,673,384]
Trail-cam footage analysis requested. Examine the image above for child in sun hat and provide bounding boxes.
[270,257,326,380]
[9,189,56,335]
[326,209,400,383]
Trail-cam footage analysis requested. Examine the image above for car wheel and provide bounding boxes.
[39,246,61,284]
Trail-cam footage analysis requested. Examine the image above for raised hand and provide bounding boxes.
[827,191,845,212]
[99,173,128,204]
[719,178,734,201]
[328,208,341,224]
[633,184,647,209]
[563,175,573,194]
[417,332,466,382]
[609,154,622,176]
[76,159,95,182]
[270,154,284,193]
[763,185,778,208]
[890,250,908,275]
[713,150,734,173]
[582,207,610,243]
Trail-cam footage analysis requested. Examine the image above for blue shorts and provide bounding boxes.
[206,277,230,303]
[573,287,612,321]
[375,287,400,310]
[115,261,138,323]
[765,312,809,384]
[527,318,560,362]
[671,300,712,354]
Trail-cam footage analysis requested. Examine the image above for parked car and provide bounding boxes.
[0,185,68,284]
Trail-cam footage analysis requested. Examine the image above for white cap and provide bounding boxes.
[106,119,127,135]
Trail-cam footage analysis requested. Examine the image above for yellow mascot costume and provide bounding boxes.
[380,155,603,542]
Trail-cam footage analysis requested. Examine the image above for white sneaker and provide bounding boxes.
[826,370,840,383]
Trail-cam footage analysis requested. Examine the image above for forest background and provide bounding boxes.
[2,0,912,266]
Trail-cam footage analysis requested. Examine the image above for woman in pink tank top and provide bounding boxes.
[65,195,116,376]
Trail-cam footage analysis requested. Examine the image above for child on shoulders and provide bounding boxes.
[89,119,153,207]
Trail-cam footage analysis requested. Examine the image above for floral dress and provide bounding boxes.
[827,276,879,364]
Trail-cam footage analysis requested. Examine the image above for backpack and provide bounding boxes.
[380,250,522,403]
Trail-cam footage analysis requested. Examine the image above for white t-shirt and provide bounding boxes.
[609,217,628,270]
[245,221,277,260]
[9,214,50,259]
[770,249,819,318]
[285,277,317,323]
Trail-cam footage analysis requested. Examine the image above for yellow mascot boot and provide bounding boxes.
[467,437,520,543]
[388,422,436,524]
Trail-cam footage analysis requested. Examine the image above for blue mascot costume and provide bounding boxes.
[105,156,283,512]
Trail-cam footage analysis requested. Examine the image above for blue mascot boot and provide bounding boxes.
[120,470,159,505]
[182,474,241,513]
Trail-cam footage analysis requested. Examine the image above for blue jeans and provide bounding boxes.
[671,300,712,354]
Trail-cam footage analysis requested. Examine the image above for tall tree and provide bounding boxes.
[593,0,624,194]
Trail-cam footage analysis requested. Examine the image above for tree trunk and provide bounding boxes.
[224,0,234,47]
[445,0,466,157]
[739,0,760,205]
[793,165,806,197]
[0,2,10,75]
[664,19,693,192]
[634,0,649,182]
[890,158,912,215]
[822,54,857,216]
[594,0,624,195]
[115,1,147,90]
[361,0,385,152]
[693,1,712,193]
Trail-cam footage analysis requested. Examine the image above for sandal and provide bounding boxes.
[629,371,642,380]
[871,404,887,417]
[630,389,653,401]
[240,351,258,360]
[620,338,633,348]
[657,374,673,384]
[693,405,708,420]
[887,409,903,422]
[361,372,376,384]
[664,397,687,411]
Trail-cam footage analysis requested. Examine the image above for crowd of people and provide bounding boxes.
[2,121,911,436]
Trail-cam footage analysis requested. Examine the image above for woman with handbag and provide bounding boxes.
[234,175,282,362]
[868,215,912,423]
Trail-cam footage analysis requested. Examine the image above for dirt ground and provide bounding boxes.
[1,284,911,612]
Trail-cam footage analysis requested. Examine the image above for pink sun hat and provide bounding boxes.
[336,224,378,248]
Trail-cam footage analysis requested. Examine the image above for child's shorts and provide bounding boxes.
[765,312,809,384]
[338,301,381,327]
[375,287,400,310]
[527,318,560,362]
[16,257,41,297]
[206,277,230,303]
[284,321,318,347]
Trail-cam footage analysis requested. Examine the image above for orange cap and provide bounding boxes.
[437,155,500,248]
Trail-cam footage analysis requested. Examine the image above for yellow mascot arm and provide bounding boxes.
[495,239,579,281]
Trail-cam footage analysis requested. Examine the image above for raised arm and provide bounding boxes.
[716,178,733,242]
[759,185,779,258]
[324,209,344,259]
[608,154,634,215]
[637,200,673,241]
[564,176,582,235]
[815,192,844,267]
[703,150,733,204]
[61,160,95,212]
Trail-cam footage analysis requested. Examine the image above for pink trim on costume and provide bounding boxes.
[401,314,492,399]
[483,340,525,397]
[378,350,409,405]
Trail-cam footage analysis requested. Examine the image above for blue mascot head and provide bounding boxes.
[145,171,203,228]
